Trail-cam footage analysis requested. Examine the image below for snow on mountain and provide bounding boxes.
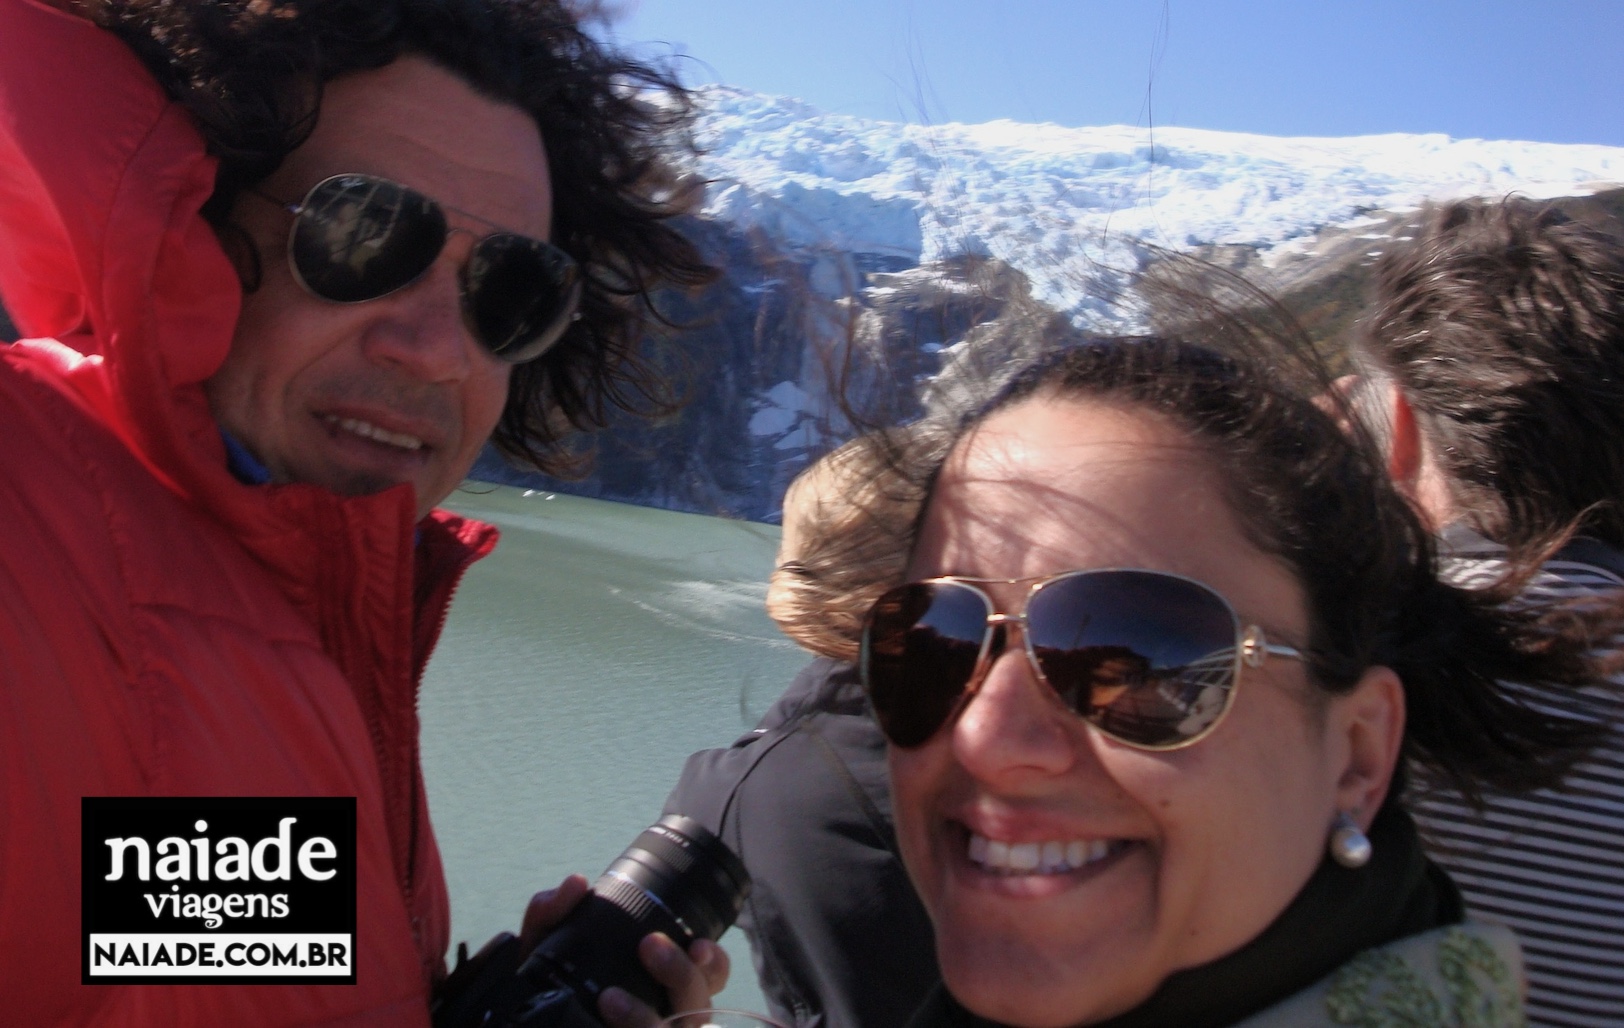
[471,89,1624,520]
[692,86,1624,326]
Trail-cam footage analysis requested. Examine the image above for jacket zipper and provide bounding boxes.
[401,515,498,976]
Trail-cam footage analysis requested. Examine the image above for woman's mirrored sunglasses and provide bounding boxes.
[254,174,582,364]
[860,568,1305,751]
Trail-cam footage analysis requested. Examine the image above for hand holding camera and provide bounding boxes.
[432,816,748,1028]
[520,874,730,1026]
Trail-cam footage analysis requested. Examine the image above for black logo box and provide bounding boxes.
[83,797,356,985]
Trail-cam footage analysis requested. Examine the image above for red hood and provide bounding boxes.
[0,0,234,483]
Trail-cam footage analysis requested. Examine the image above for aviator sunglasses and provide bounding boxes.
[253,173,582,363]
[860,568,1305,751]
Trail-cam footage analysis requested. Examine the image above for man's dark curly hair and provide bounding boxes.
[95,0,716,474]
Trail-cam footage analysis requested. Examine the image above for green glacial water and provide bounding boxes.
[421,484,807,1014]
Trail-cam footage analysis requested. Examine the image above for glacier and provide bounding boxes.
[465,88,1624,519]
[689,86,1624,328]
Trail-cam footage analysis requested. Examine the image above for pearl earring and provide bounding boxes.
[1329,811,1372,869]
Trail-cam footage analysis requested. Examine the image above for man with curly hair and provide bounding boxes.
[0,0,720,1023]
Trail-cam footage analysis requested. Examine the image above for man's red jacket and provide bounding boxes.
[0,2,498,1023]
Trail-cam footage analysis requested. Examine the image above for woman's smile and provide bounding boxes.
[964,831,1126,877]
[940,809,1144,895]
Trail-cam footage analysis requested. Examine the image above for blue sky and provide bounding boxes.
[605,0,1623,147]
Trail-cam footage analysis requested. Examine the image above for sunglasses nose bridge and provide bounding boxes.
[982,609,1022,661]
[949,610,1081,779]
[985,608,1028,646]
[970,611,1045,694]
[983,610,1052,696]
[413,228,512,351]
[431,225,480,274]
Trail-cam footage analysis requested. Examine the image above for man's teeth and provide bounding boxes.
[332,417,424,451]
[967,832,1117,875]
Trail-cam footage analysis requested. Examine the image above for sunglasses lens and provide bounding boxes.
[290,176,447,303]
[1028,571,1239,747]
[463,235,582,363]
[863,582,992,748]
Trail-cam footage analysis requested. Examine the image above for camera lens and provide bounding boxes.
[595,815,750,944]
[525,815,750,1016]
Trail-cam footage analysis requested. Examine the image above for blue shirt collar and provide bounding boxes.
[220,429,272,486]
[221,428,424,545]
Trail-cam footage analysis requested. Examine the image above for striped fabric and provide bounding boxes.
[1411,532,1624,1028]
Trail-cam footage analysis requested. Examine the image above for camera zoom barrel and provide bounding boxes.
[521,815,750,1018]
[598,815,749,943]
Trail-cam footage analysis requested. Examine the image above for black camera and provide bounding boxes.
[432,815,750,1028]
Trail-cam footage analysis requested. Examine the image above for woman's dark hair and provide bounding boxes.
[96,0,716,474]
[824,302,1614,803]
[1353,197,1624,552]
